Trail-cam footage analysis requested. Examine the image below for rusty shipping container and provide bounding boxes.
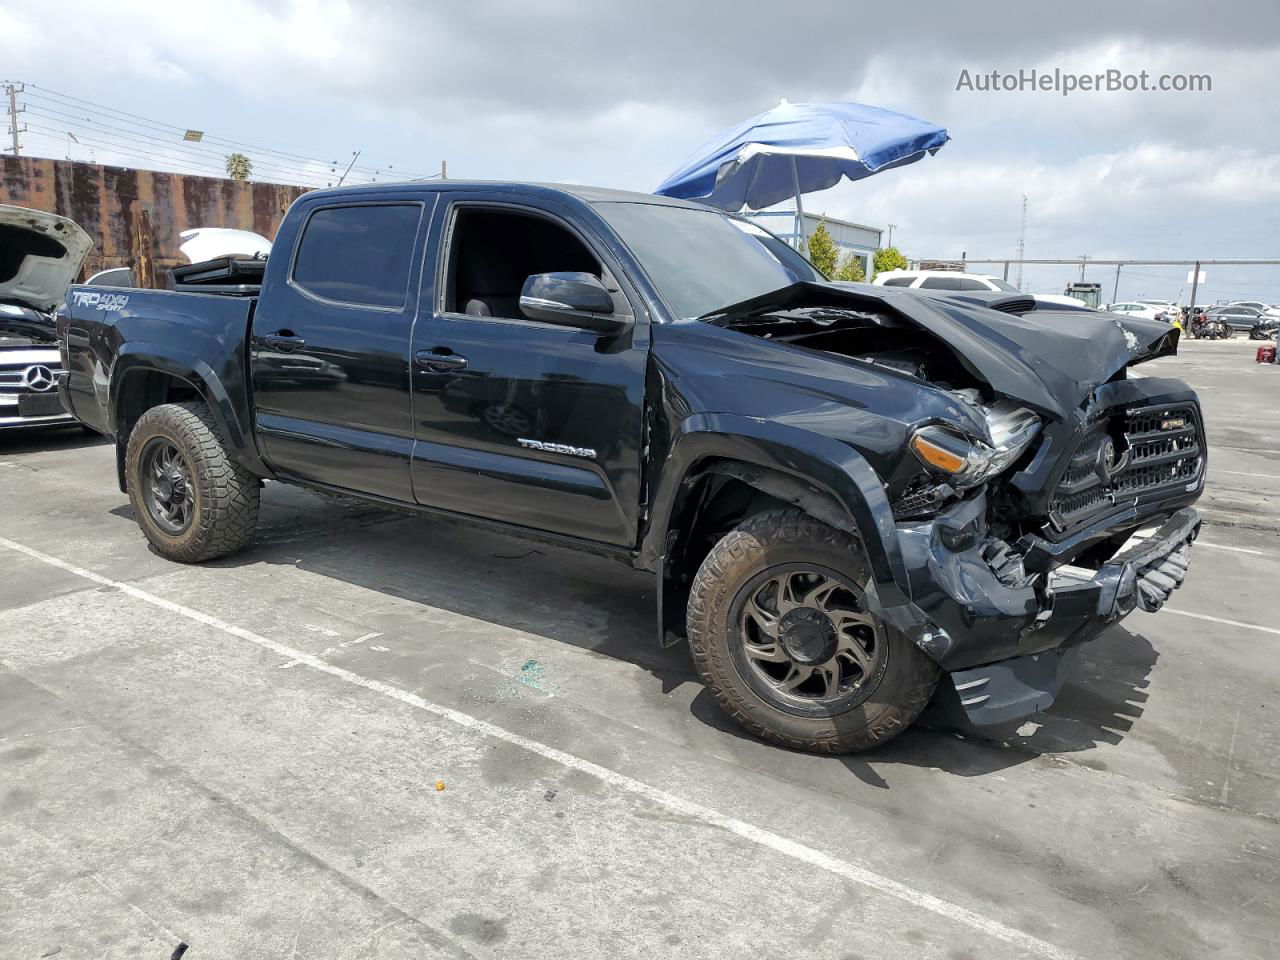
[0,155,308,281]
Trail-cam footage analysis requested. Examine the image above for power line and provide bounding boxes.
[24,120,336,189]
[23,121,295,182]
[16,81,433,180]
[23,104,338,184]
[23,85,370,174]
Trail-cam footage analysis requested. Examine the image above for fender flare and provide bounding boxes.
[108,344,269,479]
[643,413,910,606]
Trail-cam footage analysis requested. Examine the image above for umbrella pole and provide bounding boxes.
[791,156,807,251]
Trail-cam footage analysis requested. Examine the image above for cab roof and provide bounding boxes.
[300,180,712,210]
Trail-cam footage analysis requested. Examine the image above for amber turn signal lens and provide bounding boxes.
[910,433,968,473]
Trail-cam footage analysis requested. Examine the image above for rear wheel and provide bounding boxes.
[686,508,939,753]
[125,402,259,562]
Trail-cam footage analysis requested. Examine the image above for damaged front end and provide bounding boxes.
[705,282,1204,727]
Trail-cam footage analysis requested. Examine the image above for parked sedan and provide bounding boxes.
[1107,302,1169,322]
[1227,300,1280,318]
[1206,303,1271,333]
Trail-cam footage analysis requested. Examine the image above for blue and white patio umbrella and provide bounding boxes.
[654,100,949,245]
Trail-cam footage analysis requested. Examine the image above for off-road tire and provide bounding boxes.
[125,402,259,562]
[687,508,939,753]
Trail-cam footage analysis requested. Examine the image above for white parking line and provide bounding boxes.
[1164,609,1280,637]
[1212,468,1280,481]
[0,534,1079,960]
[1195,541,1270,557]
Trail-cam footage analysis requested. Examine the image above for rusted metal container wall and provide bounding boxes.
[0,155,308,278]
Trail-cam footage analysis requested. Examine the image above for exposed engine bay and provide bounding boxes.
[714,305,982,393]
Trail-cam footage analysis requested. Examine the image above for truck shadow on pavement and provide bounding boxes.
[683,626,1158,786]
[117,483,1160,790]
[0,426,107,456]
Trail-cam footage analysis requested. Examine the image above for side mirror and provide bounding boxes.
[519,272,632,335]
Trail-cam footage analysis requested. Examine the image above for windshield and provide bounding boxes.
[990,278,1019,292]
[594,201,823,320]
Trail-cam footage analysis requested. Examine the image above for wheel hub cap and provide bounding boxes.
[734,566,887,711]
[140,438,195,535]
[779,608,838,665]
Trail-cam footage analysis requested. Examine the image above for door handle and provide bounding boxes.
[415,348,468,371]
[263,333,307,352]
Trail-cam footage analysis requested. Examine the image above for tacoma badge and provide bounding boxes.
[517,438,597,458]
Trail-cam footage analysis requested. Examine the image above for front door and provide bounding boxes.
[409,196,648,547]
[251,197,432,501]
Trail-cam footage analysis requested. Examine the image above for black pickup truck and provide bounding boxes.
[57,182,1203,753]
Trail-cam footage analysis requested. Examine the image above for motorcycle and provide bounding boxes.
[1204,317,1232,339]
[1187,309,1230,340]
[1249,318,1279,340]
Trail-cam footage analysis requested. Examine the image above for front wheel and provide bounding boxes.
[125,402,260,562]
[686,508,939,753]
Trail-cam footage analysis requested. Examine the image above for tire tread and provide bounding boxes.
[687,507,939,754]
[125,402,259,562]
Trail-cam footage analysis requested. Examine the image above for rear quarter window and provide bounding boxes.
[919,276,962,290]
[292,204,421,309]
[880,276,915,287]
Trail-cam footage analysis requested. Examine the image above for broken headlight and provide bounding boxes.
[910,401,1041,489]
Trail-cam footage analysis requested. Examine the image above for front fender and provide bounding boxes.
[641,412,909,605]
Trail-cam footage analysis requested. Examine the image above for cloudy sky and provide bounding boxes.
[3,0,1277,302]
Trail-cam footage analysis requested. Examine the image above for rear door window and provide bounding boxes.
[919,276,962,290]
[292,204,421,309]
[881,276,915,287]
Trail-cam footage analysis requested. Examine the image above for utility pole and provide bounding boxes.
[336,150,361,186]
[1079,255,1088,282]
[886,223,897,248]
[1013,194,1027,290]
[4,83,26,157]
[1112,263,1122,303]
[440,159,447,180]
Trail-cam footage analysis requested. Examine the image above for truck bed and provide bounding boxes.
[59,285,260,450]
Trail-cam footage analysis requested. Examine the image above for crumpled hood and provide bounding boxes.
[704,281,1179,420]
[0,205,93,313]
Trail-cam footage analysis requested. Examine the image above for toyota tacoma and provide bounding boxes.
[57,182,1203,753]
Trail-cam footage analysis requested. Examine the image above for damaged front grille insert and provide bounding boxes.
[1047,402,1204,536]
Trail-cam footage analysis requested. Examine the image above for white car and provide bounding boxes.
[873,270,1020,292]
[1106,302,1169,322]
[873,271,1099,310]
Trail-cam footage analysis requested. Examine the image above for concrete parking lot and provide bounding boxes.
[2,337,1277,960]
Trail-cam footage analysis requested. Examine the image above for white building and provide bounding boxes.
[748,211,883,275]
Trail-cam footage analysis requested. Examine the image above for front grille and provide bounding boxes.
[1048,403,1203,534]
[0,364,63,395]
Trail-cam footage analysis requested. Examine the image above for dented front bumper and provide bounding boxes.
[888,495,1199,727]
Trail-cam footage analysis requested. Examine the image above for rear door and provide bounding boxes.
[407,194,649,547]
[250,195,434,501]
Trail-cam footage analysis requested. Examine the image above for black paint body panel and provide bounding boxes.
[57,180,1204,695]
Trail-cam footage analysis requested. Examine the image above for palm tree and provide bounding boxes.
[225,153,253,181]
